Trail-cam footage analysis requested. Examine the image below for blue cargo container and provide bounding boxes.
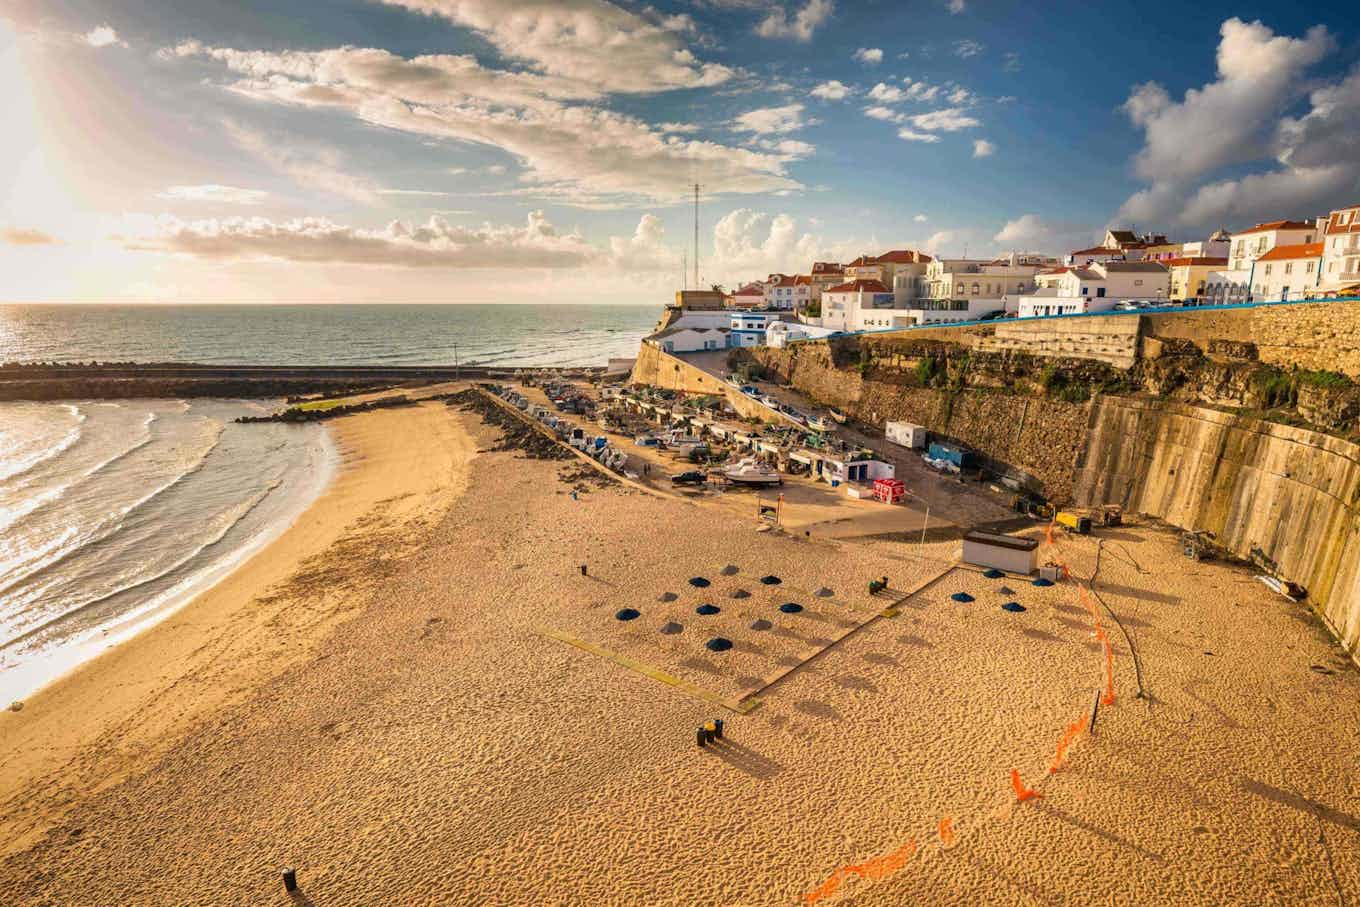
[927,441,976,469]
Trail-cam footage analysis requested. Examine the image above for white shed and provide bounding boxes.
[885,421,927,450]
[961,530,1039,575]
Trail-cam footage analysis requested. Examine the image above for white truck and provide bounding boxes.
[885,421,927,450]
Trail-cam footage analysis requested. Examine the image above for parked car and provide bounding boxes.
[671,470,708,486]
[978,309,1007,321]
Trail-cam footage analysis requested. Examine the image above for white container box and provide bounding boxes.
[885,421,927,450]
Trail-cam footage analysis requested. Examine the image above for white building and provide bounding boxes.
[649,325,729,353]
[1017,260,1169,317]
[1228,219,1319,272]
[1319,203,1360,295]
[819,278,895,331]
[763,274,817,311]
[730,283,766,309]
[765,321,838,348]
[1253,242,1324,301]
[916,254,1053,321]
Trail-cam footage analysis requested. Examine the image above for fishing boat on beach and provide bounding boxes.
[721,457,783,487]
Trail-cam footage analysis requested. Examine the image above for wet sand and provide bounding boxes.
[1,401,1357,905]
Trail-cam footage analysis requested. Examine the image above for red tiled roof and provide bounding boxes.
[1069,246,1119,256]
[1039,267,1072,275]
[734,284,764,296]
[826,279,890,293]
[875,249,932,264]
[1325,206,1360,235]
[794,275,812,285]
[1257,242,1323,262]
[845,255,876,268]
[1239,220,1314,233]
[811,261,843,274]
[1163,256,1228,267]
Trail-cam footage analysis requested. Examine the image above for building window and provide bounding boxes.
[1306,261,1315,273]
[1097,287,1106,297]
[1264,264,1272,276]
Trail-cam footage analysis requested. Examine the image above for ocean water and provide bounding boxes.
[0,303,657,367]
[0,398,333,701]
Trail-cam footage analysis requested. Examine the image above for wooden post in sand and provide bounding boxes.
[1088,687,1101,735]
[282,868,298,893]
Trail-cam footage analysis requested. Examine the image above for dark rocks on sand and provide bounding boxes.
[689,577,711,588]
[660,621,684,634]
[1001,602,1026,613]
[749,619,772,631]
[696,604,721,616]
[760,575,782,585]
[706,637,733,652]
[730,589,751,599]
[778,602,803,614]
[615,608,641,621]
[657,591,678,602]
[950,592,975,603]
[720,565,739,576]
[814,587,834,598]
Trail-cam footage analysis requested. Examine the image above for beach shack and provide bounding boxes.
[961,530,1039,575]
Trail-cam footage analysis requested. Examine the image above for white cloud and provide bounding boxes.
[948,86,972,105]
[164,42,801,205]
[993,215,1095,253]
[867,82,906,103]
[732,103,807,135]
[1116,17,1343,228]
[1122,18,1332,183]
[658,121,702,133]
[897,129,941,143]
[972,139,994,158]
[755,0,834,42]
[127,210,684,271]
[158,184,270,205]
[83,25,125,48]
[756,138,816,158]
[375,0,732,94]
[947,0,965,14]
[810,79,851,101]
[863,105,903,123]
[709,208,860,280]
[913,214,928,223]
[906,108,980,132]
[854,47,883,66]
[953,40,984,59]
[222,120,379,203]
[1003,52,1021,72]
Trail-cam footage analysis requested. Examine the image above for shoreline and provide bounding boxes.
[0,400,473,857]
[0,422,340,705]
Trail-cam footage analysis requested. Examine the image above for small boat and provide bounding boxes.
[722,457,783,487]
[806,414,830,432]
[829,408,848,424]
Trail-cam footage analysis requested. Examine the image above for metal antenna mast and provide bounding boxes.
[693,182,701,289]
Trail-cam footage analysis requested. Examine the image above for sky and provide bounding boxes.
[1,0,1358,304]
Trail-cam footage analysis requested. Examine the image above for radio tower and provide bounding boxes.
[693,182,701,289]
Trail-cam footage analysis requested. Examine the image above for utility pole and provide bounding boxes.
[693,182,701,290]
[682,251,688,291]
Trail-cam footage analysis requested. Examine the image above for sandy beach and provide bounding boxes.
[2,395,1358,905]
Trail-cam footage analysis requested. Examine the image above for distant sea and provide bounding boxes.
[0,303,658,368]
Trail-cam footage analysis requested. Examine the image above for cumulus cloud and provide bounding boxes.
[375,0,731,94]
[158,184,270,205]
[1115,17,1346,229]
[972,139,994,158]
[897,129,941,143]
[906,108,980,132]
[732,103,807,135]
[755,0,834,42]
[913,214,928,223]
[709,208,860,280]
[947,0,965,14]
[993,214,1096,253]
[1,227,59,246]
[163,41,800,205]
[607,213,680,271]
[854,47,883,66]
[864,105,903,123]
[810,79,851,101]
[953,40,983,59]
[83,25,125,48]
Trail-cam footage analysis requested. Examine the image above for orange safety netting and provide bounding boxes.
[1101,635,1116,706]
[1011,768,1043,802]
[937,816,955,847]
[803,840,919,903]
[1048,715,1086,774]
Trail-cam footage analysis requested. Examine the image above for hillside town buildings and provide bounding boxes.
[648,201,1360,355]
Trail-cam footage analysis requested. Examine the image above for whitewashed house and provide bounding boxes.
[1319,204,1360,295]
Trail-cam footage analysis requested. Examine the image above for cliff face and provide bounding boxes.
[1075,398,1360,654]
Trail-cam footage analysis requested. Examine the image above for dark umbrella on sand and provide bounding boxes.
[760,575,782,586]
[689,577,711,588]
